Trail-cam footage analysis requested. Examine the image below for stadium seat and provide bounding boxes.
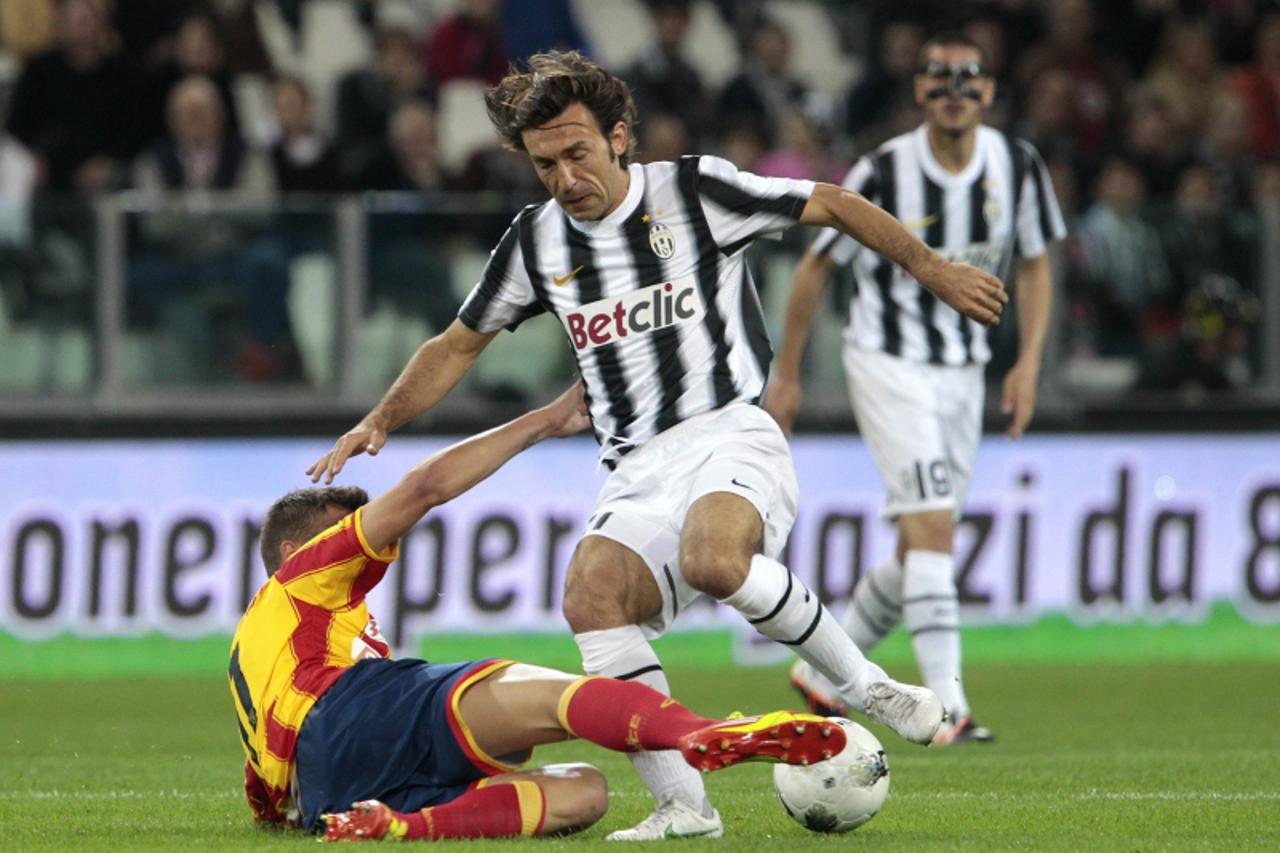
[436,80,502,174]
[571,0,651,70]
[286,253,339,388]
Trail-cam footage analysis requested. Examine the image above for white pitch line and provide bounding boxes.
[891,790,1280,802]
[4,789,1277,803]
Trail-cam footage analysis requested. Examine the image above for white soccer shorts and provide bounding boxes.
[582,402,799,638]
[842,346,984,520]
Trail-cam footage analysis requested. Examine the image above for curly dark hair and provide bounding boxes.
[259,486,369,575]
[485,50,639,167]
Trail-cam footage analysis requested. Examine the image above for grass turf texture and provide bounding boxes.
[3,658,1279,851]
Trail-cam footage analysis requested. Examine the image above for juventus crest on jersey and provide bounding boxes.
[459,155,815,465]
[813,125,1067,366]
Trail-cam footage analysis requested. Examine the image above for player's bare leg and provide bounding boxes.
[682,492,942,745]
[561,536,721,840]
[321,665,844,841]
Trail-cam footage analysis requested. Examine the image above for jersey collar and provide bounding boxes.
[913,124,986,187]
[565,163,645,234]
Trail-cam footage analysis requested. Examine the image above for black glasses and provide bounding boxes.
[918,61,987,80]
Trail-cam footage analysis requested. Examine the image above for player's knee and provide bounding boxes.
[680,539,750,600]
[899,510,954,553]
[540,764,608,833]
[562,542,628,632]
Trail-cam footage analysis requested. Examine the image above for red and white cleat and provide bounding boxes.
[677,711,847,772]
[321,800,396,842]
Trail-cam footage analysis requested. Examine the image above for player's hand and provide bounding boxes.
[544,381,590,438]
[1002,360,1039,439]
[764,375,803,436]
[922,261,1007,326]
[306,420,389,484]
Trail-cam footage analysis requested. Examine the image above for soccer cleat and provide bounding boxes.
[321,800,399,842]
[863,680,945,745]
[789,658,848,717]
[604,796,724,841]
[932,715,996,746]
[677,710,848,772]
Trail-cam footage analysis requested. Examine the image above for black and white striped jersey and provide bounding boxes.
[459,155,814,464]
[813,125,1066,366]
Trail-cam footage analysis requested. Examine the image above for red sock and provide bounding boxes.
[560,676,715,752]
[394,780,545,839]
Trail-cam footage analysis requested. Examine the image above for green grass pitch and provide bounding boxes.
[3,658,1279,851]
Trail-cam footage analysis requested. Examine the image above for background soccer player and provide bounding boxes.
[767,30,1067,745]
[232,382,847,841]
[308,50,1006,839]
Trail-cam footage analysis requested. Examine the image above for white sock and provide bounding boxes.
[842,556,904,651]
[574,626,709,812]
[902,550,970,719]
[721,554,888,710]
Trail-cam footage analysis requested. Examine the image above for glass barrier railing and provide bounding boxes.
[0,192,1276,428]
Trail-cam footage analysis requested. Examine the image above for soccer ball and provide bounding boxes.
[772,718,889,833]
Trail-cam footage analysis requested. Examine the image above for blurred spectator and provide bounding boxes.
[718,17,809,146]
[5,0,142,192]
[1144,19,1220,138]
[963,15,1015,130]
[1018,68,1080,168]
[141,12,243,148]
[426,0,507,87]
[1017,0,1129,156]
[1076,156,1172,358]
[1198,88,1256,210]
[1228,12,1280,159]
[637,113,689,164]
[844,19,923,147]
[360,100,451,193]
[336,26,434,188]
[1137,273,1260,394]
[111,0,197,68]
[502,0,591,64]
[130,76,295,382]
[1122,91,1192,198]
[0,0,58,60]
[1208,0,1259,66]
[365,100,458,338]
[1155,164,1257,304]
[719,123,765,172]
[755,109,846,183]
[270,76,341,193]
[624,0,711,148]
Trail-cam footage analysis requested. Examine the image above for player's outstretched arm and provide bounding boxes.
[357,383,589,553]
[799,183,1008,325]
[765,250,838,435]
[1003,252,1054,439]
[308,320,500,484]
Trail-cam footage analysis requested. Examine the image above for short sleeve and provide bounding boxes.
[810,156,879,266]
[275,509,397,609]
[694,155,815,252]
[458,213,544,333]
[1014,141,1068,259]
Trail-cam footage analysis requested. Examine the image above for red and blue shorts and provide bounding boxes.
[294,657,528,831]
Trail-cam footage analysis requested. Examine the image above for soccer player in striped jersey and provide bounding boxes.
[768,31,1067,746]
[233,383,847,841]
[309,50,1006,839]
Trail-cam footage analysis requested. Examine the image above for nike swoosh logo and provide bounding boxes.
[904,213,938,230]
[553,265,583,286]
[731,477,756,493]
[664,825,718,839]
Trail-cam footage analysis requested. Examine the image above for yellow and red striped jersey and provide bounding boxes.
[229,507,398,822]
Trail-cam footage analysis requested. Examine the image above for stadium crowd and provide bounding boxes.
[0,0,1272,393]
